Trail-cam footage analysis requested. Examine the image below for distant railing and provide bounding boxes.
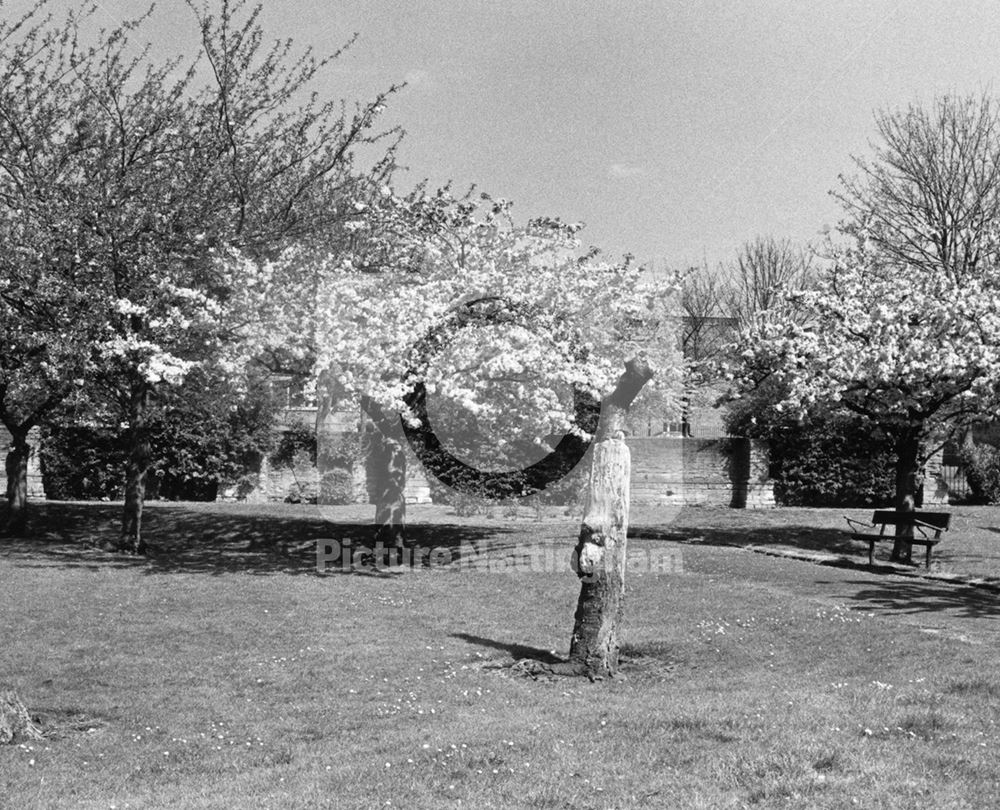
[937,464,970,501]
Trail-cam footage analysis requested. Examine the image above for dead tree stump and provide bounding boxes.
[0,690,43,744]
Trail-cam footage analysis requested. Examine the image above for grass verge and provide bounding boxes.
[1,501,998,808]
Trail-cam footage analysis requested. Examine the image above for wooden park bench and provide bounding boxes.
[845,510,951,568]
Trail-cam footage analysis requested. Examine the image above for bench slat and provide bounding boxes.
[846,510,951,568]
[870,510,951,530]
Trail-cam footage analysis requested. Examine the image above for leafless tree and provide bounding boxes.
[835,93,1000,284]
[679,263,729,363]
[725,236,813,331]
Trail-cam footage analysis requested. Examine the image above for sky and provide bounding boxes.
[14,0,1000,269]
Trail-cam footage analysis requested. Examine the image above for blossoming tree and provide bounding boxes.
[733,94,1000,561]
[731,235,1000,560]
[0,4,110,534]
[312,188,683,676]
[0,1,398,550]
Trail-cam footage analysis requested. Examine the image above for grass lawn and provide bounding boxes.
[1,501,999,808]
[631,503,1000,583]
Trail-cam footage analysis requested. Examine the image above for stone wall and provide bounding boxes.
[920,446,949,506]
[240,403,774,508]
[232,407,433,505]
[229,446,434,505]
[628,436,774,508]
[0,425,46,499]
[0,400,771,509]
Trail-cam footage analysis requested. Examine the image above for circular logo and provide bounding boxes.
[401,297,601,499]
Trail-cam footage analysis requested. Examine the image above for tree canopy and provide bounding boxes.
[312,188,683,470]
[0,0,399,545]
[729,93,1000,558]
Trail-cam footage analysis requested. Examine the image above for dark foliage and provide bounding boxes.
[269,423,317,468]
[959,443,1000,504]
[39,424,127,501]
[769,421,896,507]
[41,370,281,501]
[727,395,895,507]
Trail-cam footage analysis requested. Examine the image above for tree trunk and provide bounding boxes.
[120,383,151,554]
[890,430,921,563]
[680,388,692,437]
[566,357,654,679]
[0,689,43,744]
[568,435,631,677]
[3,427,31,536]
[361,396,407,550]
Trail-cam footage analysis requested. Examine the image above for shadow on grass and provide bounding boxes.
[0,501,523,577]
[451,632,564,664]
[630,523,863,556]
[835,578,1000,619]
[450,634,683,680]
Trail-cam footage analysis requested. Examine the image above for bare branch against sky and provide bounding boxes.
[9,0,999,266]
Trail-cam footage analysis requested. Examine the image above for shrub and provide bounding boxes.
[727,397,895,507]
[41,368,280,501]
[771,425,896,507]
[318,431,362,471]
[39,424,126,501]
[284,480,318,504]
[320,469,355,505]
[270,424,317,467]
[959,443,1000,504]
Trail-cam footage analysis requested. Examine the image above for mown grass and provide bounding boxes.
[632,503,1000,581]
[1,501,999,808]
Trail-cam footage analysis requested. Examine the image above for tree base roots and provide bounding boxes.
[0,691,44,745]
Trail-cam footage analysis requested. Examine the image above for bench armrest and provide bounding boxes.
[845,516,873,532]
[912,518,948,535]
